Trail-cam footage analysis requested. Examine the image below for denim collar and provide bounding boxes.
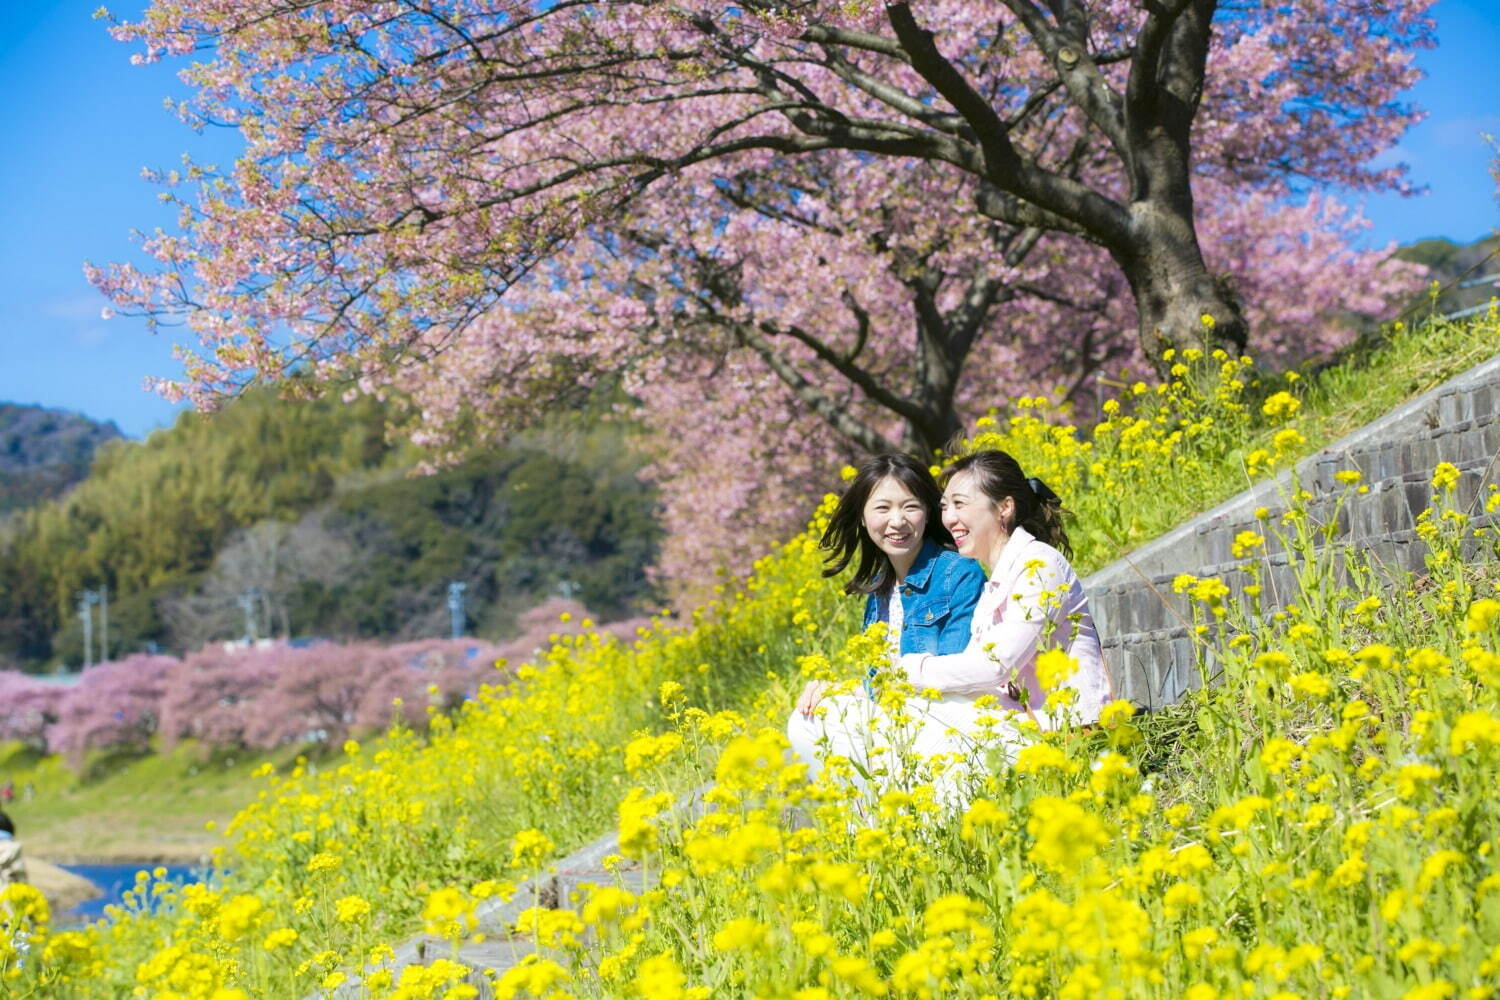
[898,538,944,592]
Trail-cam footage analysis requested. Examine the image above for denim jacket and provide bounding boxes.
[863,539,986,656]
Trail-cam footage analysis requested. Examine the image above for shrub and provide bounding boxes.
[48,654,177,766]
[0,672,63,750]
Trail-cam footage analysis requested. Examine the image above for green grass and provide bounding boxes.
[1295,308,1500,442]
[0,740,307,862]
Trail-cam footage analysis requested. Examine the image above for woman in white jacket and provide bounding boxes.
[898,449,1112,750]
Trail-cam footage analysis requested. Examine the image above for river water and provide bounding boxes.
[57,862,200,924]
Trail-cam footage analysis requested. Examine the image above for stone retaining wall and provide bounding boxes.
[1085,353,1500,710]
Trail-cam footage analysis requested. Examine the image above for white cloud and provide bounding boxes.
[1432,114,1500,149]
[41,293,115,346]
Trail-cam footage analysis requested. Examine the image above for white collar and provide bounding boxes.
[987,523,1038,585]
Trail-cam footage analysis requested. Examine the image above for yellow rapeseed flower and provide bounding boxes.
[1262,391,1301,421]
[1027,797,1109,871]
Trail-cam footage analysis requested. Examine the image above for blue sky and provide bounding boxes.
[1,2,1497,440]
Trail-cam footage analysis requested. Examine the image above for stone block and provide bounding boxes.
[1484,419,1500,457]
[1438,390,1465,426]
[1457,468,1482,510]
[1349,450,1378,483]
[1412,435,1440,473]
[1114,587,1140,636]
[1308,456,1337,493]
[1376,440,1399,480]
[1115,587,1143,635]
[1124,589,1160,634]
[1380,485,1411,534]
[1435,427,1467,466]
[1159,639,1198,704]
[1109,587,1135,636]
[1089,587,1115,638]
[1200,525,1230,566]
[1473,383,1496,417]
[1116,587,1134,632]
[1465,427,1494,464]
[1347,489,1378,537]
[1398,536,1422,575]
[1110,642,1155,710]
[1406,480,1434,521]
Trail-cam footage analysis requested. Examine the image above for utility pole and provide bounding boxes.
[447,581,467,640]
[77,590,100,670]
[99,583,109,663]
[238,587,261,643]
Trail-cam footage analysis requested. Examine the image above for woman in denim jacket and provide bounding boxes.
[787,454,985,785]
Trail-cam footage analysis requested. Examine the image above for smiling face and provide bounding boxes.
[862,475,928,577]
[941,469,1015,567]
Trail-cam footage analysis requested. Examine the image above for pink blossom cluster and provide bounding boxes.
[0,671,65,750]
[0,601,647,765]
[88,1,1436,601]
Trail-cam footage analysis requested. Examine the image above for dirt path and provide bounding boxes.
[23,812,220,865]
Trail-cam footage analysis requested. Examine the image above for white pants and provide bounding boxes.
[785,692,1026,808]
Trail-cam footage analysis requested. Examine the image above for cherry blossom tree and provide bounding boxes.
[91,0,1432,592]
[0,671,63,751]
[49,654,177,766]
[95,0,1429,394]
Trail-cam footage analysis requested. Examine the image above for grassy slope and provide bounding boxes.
[1071,311,1500,574]
[0,742,305,863]
[5,310,1497,863]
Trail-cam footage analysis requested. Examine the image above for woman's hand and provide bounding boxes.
[795,680,833,719]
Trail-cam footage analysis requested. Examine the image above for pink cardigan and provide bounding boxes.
[899,525,1112,728]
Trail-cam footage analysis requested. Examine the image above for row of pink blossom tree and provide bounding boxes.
[90,0,1438,601]
[0,600,645,767]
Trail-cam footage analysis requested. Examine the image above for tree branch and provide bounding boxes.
[998,0,1129,156]
[770,320,929,426]
[973,183,1097,240]
[885,2,1131,245]
[815,48,973,139]
[728,320,899,455]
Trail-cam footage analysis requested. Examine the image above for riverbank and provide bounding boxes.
[26,823,217,866]
[29,857,102,914]
[0,740,305,865]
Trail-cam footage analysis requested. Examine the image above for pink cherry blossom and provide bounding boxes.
[88,1,1435,597]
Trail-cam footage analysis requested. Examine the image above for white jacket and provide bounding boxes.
[900,525,1112,728]
[0,834,25,886]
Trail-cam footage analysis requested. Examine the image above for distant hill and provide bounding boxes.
[0,403,123,514]
[1395,233,1500,319]
[0,387,659,670]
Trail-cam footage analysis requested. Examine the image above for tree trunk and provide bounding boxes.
[1115,199,1248,361]
[899,403,963,462]
[904,335,965,459]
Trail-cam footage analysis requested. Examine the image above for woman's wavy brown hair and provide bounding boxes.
[821,454,956,596]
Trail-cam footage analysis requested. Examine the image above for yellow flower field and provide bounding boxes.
[3,312,1498,998]
[550,470,1500,999]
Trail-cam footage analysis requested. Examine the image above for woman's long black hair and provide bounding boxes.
[939,449,1072,558]
[821,454,954,596]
